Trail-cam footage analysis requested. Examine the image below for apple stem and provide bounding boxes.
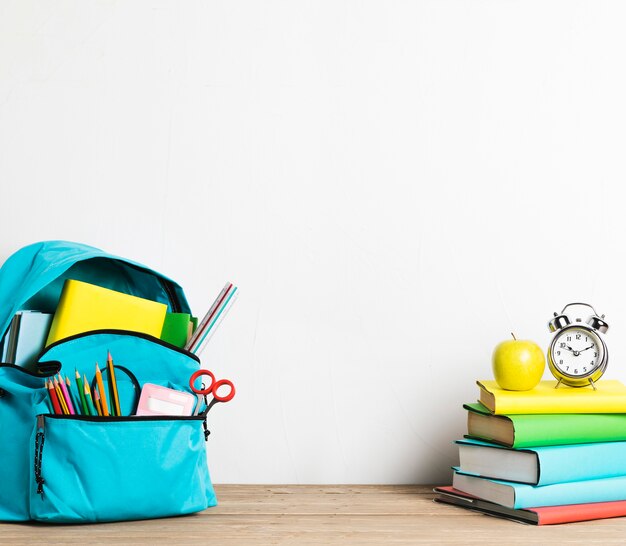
[511,332,517,340]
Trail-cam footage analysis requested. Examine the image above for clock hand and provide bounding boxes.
[578,345,595,353]
[563,344,581,357]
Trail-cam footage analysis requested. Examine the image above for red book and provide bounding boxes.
[434,486,626,525]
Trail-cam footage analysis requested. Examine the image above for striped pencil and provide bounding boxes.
[107,351,121,417]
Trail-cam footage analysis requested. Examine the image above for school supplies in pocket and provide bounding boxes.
[189,368,236,416]
[136,383,197,416]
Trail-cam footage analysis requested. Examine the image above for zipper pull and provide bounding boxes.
[34,416,45,498]
[202,419,211,441]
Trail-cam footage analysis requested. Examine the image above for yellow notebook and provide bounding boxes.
[46,279,168,346]
[478,380,626,415]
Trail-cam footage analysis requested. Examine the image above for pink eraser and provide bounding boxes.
[136,383,196,416]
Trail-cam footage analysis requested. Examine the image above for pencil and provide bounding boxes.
[66,376,82,416]
[75,370,89,416]
[107,351,121,417]
[83,376,97,417]
[57,374,75,415]
[95,363,109,416]
[46,380,62,414]
[93,388,103,416]
[54,378,69,415]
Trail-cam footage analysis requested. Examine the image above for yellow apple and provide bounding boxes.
[492,335,546,391]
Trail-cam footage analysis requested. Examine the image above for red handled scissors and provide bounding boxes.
[189,369,236,416]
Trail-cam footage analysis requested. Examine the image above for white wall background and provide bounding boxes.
[2,0,626,484]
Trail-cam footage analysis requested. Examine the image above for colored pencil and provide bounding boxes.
[107,351,121,417]
[94,363,109,416]
[83,376,97,417]
[66,376,82,416]
[57,374,75,415]
[46,380,62,414]
[75,370,89,416]
[54,378,69,415]
[93,388,102,416]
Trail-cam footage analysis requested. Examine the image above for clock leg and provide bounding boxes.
[589,378,597,391]
[554,378,562,389]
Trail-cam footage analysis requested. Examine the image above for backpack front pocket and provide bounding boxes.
[30,414,216,523]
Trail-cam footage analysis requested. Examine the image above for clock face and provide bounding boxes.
[551,327,603,377]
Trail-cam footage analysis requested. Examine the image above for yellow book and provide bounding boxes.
[478,380,626,415]
[46,279,168,346]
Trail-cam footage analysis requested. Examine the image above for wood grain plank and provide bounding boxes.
[3,485,626,545]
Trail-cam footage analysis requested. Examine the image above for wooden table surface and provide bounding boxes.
[3,485,626,545]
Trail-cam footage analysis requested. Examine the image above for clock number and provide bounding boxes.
[584,367,587,372]
[560,343,566,348]
[574,369,578,374]
[590,360,594,366]
[566,366,569,371]
[559,359,563,365]
[557,350,561,356]
[594,352,598,358]
[576,334,581,340]
[585,336,588,342]
[567,336,572,341]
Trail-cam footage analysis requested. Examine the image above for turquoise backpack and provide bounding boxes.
[0,241,217,523]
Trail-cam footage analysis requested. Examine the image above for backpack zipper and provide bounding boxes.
[34,415,45,498]
[41,414,206,423]
[39,329,200,363]
[160,278,182,313]
[44,414,211,439]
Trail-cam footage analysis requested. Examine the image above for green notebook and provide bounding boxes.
[464,402,626,448]
[160,312,192,348]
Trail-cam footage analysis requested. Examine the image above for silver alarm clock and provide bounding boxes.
[547,302,609,389]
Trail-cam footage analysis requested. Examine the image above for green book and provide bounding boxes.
[464,402,626,448]
[160,312,191,348]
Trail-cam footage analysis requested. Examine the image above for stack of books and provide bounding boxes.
[435,379,626,525]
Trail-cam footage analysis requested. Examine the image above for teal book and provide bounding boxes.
[456,438,626,486]
[453,471,626,509]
